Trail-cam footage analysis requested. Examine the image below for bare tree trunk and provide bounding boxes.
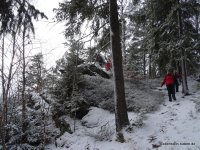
[143,51,146,75]
[109,0,129,134]
[195,10,199,34]
[1,32,6,150]
[149,53,152,79]
[120,0,127,64]
[37,61,42,92]
[1,34,5,114]
[177,0,189,95]
[170,50,175,68]
[121,18,126,64]
[5,32,17,122]
[22,23,27,134]
[1,30,18,149]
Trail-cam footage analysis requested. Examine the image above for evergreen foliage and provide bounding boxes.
[54,0,111,59]
[3,92,59,150]
[0,0,47,34]
[26,53,47,92]
[127,0,200,76]
[52,40,84,100]
[54,0,109,38]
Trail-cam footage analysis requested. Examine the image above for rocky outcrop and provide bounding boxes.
[78,64,111,79]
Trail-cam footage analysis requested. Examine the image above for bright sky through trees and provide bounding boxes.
[33,0,66,68]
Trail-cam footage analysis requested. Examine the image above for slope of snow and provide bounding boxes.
[128,82,200,150]
[46,77,200,150]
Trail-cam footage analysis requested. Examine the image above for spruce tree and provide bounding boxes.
[109,0,129,135]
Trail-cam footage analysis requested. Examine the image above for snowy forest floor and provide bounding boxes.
[46,77,200,150]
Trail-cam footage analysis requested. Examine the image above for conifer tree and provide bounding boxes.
[26,53,46,92]
[109,0,129,136]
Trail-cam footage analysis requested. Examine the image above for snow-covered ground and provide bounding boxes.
[46,77,200,150]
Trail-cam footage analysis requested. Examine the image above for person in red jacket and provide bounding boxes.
[161,69,176,102]
[106,59,112,71]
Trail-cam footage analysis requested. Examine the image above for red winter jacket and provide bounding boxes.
[161,73,175,86]
[106,59,112,71]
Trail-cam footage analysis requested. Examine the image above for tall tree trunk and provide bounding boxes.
[121,18,126,64]
[177,0,189,95]
[143,51,146,76]
[170,50,175,68]
[149,53,152,78]
[195,10,199,34]
[1,31,17,150]
[1,33,6,150]
[37,62,42,92]
[120,0,126,64]
[109,0,129,133]
[5,32,17,121]
[22,23,27,134]
[1,34,5,116]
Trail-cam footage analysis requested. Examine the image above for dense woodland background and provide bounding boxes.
[0,0,200,149]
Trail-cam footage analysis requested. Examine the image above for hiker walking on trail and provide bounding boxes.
[161,68,177,102]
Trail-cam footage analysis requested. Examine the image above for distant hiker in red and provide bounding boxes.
[106,59,112,71]
[161,69,176,102]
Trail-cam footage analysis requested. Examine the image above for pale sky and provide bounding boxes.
[32,0,66,68]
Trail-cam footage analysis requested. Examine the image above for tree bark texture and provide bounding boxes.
[177,0,189,95]
[143,52,146,75]
[1,32,6,150]
[22,23,27,134]
[109,0,129,132]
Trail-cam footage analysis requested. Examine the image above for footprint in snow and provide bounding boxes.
[160,111,168,115]
[159,125,167,133]
[173,103,180,106]
[148,135,157,143]
[169,111,177,117]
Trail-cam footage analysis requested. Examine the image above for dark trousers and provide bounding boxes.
[175,80,179,92]
[167,85,176,101]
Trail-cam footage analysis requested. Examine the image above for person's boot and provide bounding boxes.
[172,95,176,101]
[168,95,172,102]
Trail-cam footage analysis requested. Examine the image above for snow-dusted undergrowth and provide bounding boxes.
[80,75,164,113]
